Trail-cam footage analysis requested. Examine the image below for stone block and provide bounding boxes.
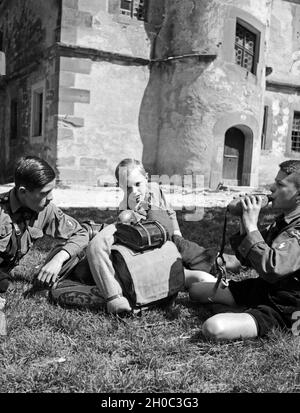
[58,127,74,140]
[57,156,76,167]
[60,26,77,44]
[60,71,75,88]
[80,157,107,168]
[60,57,92,74]
[58,101,74,115]
[58,168,96,185]
[60,87,90,104]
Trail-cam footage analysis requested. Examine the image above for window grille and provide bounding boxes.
[235,22,256,74]
[291,112,300,152]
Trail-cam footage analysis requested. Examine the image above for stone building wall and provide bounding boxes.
[55,0,153,185]
[0,0,299,188]
[142,0,270,188]
[0,0,60,179]
[260,0,300,185]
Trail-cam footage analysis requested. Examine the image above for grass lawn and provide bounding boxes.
[0,207,299,393]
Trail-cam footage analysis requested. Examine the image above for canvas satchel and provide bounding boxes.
[111,241,185,309]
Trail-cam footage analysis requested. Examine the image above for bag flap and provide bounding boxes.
[111,241,184,306]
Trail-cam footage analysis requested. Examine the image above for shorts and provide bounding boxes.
[228,278,289,337]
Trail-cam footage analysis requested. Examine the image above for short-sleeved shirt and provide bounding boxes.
[0,188,89,270]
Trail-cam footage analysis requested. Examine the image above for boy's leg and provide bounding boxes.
[172,235,213,272]
[86,224,131,314]
[184,269,216,290]
[189,279,236,306]
[202,312,258,340]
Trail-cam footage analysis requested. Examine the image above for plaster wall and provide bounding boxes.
[266,0,300,85]
[144,0,269,188]
[61,0,151,59]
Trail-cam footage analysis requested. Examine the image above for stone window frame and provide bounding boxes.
[261,99,273,152]
[222,6,265,84]
[235,21,258,75]
[30,80,46,144]
[286,105,300,157]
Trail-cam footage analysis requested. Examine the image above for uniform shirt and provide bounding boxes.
[230,207,300,286]
[229,209,300,320]
[118,182,180,235]
[0,188,89,269]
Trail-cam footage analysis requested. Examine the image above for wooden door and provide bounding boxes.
[222,127,244,185]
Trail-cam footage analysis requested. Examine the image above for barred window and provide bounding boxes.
[291,112,300,152]
[235,22,257,74]
[120,0,146,20]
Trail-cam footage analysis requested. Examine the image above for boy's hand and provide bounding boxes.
[240,195,262,234]
[36,250,70,287]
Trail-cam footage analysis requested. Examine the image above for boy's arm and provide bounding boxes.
[229,222,270,268]
[42,203,89,257]
[36,203,89,287]
[237,228,300,283]
[157,187,181,236]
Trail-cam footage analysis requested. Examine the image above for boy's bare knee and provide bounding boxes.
[202,317,227,340]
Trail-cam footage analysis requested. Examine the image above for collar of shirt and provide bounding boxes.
[9,188,38,221]
[282,205,300,225]
[9,188,22,214]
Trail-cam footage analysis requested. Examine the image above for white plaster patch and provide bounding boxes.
[282,107,289,116]
[272,100,280,116]
[277,121,288,136]
[288,95,296,104]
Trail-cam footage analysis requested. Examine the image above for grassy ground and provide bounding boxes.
[0,207,299,393]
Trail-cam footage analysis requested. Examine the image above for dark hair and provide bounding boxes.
[115,158,147,185]
[279,160,300,175]
[14,156,56,191]
[279,160,300,190]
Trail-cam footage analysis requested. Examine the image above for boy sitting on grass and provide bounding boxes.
[189,160,300,340]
